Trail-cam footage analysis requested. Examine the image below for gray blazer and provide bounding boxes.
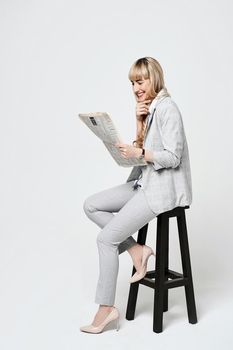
[126,95,193,215]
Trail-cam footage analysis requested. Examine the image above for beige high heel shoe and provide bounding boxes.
[79,306,120,333]
[129,244,155,283]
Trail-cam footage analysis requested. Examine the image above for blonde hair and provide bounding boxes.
[128,57,170,148]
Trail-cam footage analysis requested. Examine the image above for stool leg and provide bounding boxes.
[125,279,140,320]
[126,224,148,320]
[177,211,198,324]
[163,220,169,312]
[153,215,168,333]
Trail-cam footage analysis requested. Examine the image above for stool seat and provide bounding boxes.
[125,205,198,333]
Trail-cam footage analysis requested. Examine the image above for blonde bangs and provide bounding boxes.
[128,61,149,82]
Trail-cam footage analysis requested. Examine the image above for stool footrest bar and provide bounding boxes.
[139,269,188,289]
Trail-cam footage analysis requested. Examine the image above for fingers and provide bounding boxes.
[138,99,152,105]
[136,103,150,119]
[115,143,130,151]
[143,99,152,105]
[139,107,149,114]
[115,143,125,148]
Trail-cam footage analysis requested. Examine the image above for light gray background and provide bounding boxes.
[0,0,232,349]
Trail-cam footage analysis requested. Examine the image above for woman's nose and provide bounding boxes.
[133,84,139,93]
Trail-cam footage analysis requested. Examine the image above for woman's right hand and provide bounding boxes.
[136,99,152,121]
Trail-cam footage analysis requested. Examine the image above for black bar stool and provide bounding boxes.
[125,205,198,333]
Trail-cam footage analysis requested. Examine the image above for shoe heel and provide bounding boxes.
[115,317,120,331]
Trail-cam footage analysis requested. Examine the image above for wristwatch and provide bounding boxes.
[139,148,145,159]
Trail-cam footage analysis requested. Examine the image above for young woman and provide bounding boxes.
[80,57,192,334]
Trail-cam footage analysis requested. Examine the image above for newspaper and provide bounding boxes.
[78,112,147,167]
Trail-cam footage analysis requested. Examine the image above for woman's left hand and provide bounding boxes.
[115,143,142,159]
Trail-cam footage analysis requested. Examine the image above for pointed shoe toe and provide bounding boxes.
[129,271,144,283]
[80,324,98,333]
[79,307,120,334]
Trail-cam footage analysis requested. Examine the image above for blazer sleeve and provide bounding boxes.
[151,103,185,170]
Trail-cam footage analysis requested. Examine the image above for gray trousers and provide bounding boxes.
[83,180,158,306]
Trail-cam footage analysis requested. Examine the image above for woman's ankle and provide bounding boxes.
[128,243,140,255]
[99,304,114,311]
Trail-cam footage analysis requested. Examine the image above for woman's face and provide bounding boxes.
[131,77,153,102]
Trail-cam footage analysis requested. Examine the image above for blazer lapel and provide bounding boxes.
[144,108,156,140]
